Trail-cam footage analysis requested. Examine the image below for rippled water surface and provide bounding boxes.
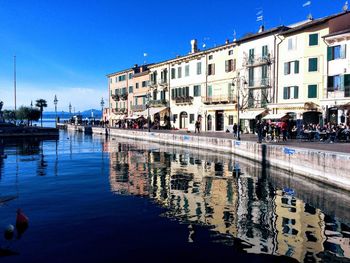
[0,131,349,263]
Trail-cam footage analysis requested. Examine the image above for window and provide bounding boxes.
[228,115,234,125]
[129,86,133,93]
[284,62,291,75]
[261,89,268,107]
[177,67,182,78]
[228,50,233,55]
[288,37,297,50]
[248,48,254,63]
[345,74,350,97]
[309,33,318,46]
[209,55,213,60]
[128,73,133,79]
[208,63,215,75]
[118,75,126,82]
[142,81,147,87]
[294,60,299,74]
[248,68,254,87]
[328,45,346,61]
[110,78,112,83]
[190,114,195,124]
[208,85,212,97]
[171,68,176,79]
[197,62,202,75]
[283,86,299,99]
[185,64,190,77]
[308,58,318,72]
[121,87,127,95]
[328,75,344,91]
[161,69,167,83]
[262,65,268,79]
[262,45,268,57]
[248,90,254,107]
[115,77,118,82]
[136,83,139,89]
[308,85,317,98]
[225,59,234,72]
[193,85,201,97]
[150,71,157,84]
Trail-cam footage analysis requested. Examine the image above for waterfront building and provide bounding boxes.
[203,41,237,132]
[148,62,171,128]
[107,68,133,126]
[169,40,207,131]
[235,25,288,133]
[273,11,350,125]
[323,27,350,125]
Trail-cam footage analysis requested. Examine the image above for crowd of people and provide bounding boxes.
[255,120,350,143]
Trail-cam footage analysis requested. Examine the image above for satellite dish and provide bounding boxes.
[202,43,206,49]
[343,1,348,11]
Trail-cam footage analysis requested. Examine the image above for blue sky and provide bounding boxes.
[0,0,344,111]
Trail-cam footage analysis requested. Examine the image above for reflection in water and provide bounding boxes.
[108,139,350,263]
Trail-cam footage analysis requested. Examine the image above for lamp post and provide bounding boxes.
[147,92,151,132]
[232,75,247,141]
[54,95,58,123]
[100,97,105,121]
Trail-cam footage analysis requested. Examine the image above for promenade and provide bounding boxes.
[109,127,350,154]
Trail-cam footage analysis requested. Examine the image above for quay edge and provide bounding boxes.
[86,125,350,192]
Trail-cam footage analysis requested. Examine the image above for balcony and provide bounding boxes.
[202,95,236,104]
[175,96,193,104]
[149,99,168,107]
[112,108,127,114]
[248,78,271,89]
[244,54,273,67]
[131,105,147,112]
[120,93,128,100]
[111,94,120,101]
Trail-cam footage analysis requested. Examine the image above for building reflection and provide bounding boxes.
[108,141,350,262]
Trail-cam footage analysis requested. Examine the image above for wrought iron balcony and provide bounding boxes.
[111,94,120,101]
[244,54,273,67]
[131,105,147,112]
[202,95,236,104]
[149,99,168,107]
[175,96,193,104]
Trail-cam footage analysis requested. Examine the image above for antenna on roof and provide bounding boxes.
[143,52,148,65]
[233,30,237,42]
[343,1,349,11]
[256,8,264,24]
[302,1,313,20]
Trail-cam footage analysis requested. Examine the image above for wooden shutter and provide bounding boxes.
[294,61,299,74]
[294,86,299,99]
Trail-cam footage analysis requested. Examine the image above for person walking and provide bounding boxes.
[256,120,263,143]
[195,119,201,133]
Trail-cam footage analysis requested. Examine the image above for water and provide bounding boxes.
[0,131,349,263]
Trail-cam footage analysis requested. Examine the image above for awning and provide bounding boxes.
[262,113,288,120]
[109,113,124,120]
[239,110,266,120]
[139,107,167,117]
[338,102,350,110]
[304,102,321,111]
[126,115,141,120]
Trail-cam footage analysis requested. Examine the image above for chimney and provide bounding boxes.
[225,39,230,44]
[258,25,265,33]
[190,39,198,53]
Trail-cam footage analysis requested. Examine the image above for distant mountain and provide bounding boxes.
[43,109,102,119]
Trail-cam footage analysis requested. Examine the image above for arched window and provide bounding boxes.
[180,112,188,129]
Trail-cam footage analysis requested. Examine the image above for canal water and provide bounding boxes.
[0,131,349,263]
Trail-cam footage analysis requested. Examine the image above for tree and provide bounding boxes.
[3,110,16,124]
[35,99,47,127]
[15,107,41,126]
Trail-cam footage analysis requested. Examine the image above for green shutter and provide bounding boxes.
[308,85,317,98]
[345,74,350,97]
[208,86,212,97]
[284,62,290,75]
[283,87,288,99]
[308,58,318,72]
[294,61,299,74]
[327,47,333,61]
[294,86,299,99]
[309,34,318,46]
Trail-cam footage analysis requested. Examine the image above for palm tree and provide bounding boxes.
[35,99,47,127]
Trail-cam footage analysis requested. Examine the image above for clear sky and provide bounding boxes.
[0,0,344,111]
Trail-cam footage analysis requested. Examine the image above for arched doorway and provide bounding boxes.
[207,115,212,131]
[179,112,188,129]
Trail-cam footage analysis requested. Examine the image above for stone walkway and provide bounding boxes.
[112,128,350,154]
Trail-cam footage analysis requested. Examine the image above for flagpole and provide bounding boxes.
[14,55,17,111]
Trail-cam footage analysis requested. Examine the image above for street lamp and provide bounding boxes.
[232,75,247,140]
[100,97,105,120]
[54,95,58,123]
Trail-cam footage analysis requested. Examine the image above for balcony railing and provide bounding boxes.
[202,95,236,104]
[112,108,127,114]
[175,96,193,104]
[248,78,270,88]
[149,99,168,107]
[111,94,120,101]
[131,105,147,112]
[244,53,273,67]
